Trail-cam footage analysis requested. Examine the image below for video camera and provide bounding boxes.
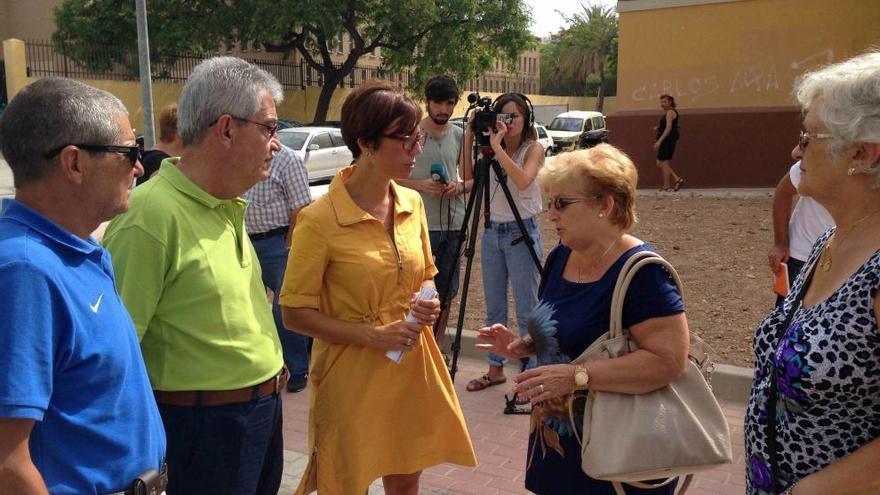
[467,92,512,147]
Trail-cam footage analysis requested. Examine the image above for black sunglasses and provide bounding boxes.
[44,144,141,167]
[547,194,602,211]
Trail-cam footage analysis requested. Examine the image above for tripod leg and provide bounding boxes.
[446,158,489,382]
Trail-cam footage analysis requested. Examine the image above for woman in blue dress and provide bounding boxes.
[476,144,690,494]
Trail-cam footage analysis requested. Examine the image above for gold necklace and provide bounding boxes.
[818,211,880,272]
[577,236,621,282]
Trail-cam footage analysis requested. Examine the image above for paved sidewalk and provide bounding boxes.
[279,354,746,494]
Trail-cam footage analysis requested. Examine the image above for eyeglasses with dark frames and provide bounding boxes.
[44,144,141,167]
[798,130,833,151]
[383,129,427,152]
[209,115,279,139]
[547,194,601,211]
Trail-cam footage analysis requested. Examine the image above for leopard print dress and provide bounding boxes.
[745,229,880,494]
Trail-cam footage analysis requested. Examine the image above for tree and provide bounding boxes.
[53,0,535,121]
[565,3,618,112]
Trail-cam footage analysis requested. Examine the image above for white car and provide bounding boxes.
[547,111,608,153]
[535,124,555,156]
[277,127,353,184]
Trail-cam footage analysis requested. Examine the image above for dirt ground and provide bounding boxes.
[445,193,776,368]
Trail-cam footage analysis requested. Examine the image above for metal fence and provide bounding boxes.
[23,39,537,93]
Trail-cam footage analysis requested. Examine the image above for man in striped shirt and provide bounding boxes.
[244,144,313,392]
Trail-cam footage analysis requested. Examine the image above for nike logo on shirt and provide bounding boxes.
[90,294,104,313]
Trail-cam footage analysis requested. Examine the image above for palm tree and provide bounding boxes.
[566,3,618,112]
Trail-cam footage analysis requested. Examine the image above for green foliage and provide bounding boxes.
[539,2,617,106]
[53,0,534,121]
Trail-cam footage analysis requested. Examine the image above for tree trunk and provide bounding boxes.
[313,71,342,123]
[595,58,606,113]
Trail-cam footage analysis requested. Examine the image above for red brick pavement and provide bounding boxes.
[281,355,747,494]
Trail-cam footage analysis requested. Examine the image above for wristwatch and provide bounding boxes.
[573,364,590,388]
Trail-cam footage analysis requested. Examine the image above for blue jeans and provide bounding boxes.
[159,393,284,495]
[481,216,542,367]
[252,233,310,378]
[429,229,463,303]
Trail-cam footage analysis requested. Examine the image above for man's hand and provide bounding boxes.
[769,244,789,274]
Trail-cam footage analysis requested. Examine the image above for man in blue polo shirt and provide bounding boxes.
[0,78,166,494]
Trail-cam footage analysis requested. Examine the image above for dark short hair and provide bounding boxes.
[0,77,127,188]
[660,94,677,108]
[341,81,422,159]
[424,74,460,103]
[493,92,536,142]
[157,103,179,143]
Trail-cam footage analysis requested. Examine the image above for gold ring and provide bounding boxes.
[407,338,413,346]
[538,384,545,393]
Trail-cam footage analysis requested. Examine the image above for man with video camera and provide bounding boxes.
[398,75,471,344]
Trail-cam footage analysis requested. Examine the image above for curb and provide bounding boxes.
[444,327,754,404]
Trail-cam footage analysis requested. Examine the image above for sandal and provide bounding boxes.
[658,187,669,192]
[673,178,685,191]
[466,374,507,392]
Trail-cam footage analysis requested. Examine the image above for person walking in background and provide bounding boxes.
[0,77,166,494]
[280,81,476,495]
[138,103,182,185]
[397,74,470,346]
[768,146,834,307]
[462,92,544,394]
[243,144,313,392]
[476,144,688,495]
[654,94,684,191]
[746,50,880,495]
[103,57,287,495]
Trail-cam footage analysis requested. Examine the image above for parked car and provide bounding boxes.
[276,119,303,129]
[277,127,353,183]
[535,124,555,156]
[547,110,609,153]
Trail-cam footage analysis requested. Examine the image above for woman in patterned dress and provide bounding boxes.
[745,51,880,495]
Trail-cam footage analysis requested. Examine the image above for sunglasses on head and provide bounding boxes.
[44,144,141,167]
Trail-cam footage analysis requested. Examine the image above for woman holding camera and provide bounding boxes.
[463,93,545,393]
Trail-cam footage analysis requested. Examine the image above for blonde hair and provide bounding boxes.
[539,144,638,229]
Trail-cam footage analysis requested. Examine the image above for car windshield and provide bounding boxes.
[548,118,584,132]
[278,131,309,150]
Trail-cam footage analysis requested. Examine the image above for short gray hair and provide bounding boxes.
[0,77,128,187]
[795,50,880,160]
[177,56,284,145]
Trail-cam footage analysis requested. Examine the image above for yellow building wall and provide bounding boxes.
[616,0,880,112]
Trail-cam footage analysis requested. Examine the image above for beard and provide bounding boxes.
[428,109,449,126]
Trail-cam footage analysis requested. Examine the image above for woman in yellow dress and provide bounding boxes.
[280,81,476,495]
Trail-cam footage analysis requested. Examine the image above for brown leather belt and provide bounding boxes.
[154,368,289,407]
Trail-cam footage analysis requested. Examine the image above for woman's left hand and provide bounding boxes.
[653,140,661,151]
[409,292,440,326]
[488,121,507,151]
[513,364,576,404]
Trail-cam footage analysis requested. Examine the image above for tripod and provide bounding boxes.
[434,139,543,411]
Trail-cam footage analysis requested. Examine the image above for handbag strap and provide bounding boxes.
[609,250,684,340]
[765,259,817,490]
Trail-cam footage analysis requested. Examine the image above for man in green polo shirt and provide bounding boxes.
[103,57,286,495]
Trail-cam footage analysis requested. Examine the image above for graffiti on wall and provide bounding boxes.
[630,49,834,103]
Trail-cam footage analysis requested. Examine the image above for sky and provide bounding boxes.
[524,0,618,38]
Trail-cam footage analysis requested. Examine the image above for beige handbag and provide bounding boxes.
[568,251,732,495]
